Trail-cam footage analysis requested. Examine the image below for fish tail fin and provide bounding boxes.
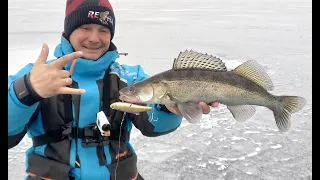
[272,96,306,132]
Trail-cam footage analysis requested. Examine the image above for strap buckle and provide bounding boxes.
[61,125,74,140]
[81,125,110,147]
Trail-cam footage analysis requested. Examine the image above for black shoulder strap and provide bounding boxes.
[31,89,74,147]
[63,94,74,124]
[102,66,110,117]
[98,67,110,166]
[63,66,74,125]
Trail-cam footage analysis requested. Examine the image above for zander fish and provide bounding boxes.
[119,50,306,132]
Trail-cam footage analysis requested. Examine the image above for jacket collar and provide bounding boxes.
[53,36,119,78]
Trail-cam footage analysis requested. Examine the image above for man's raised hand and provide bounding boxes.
[29,43,85,98]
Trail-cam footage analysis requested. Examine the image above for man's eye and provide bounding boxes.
[101,29,110,33]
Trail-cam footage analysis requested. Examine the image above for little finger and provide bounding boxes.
[56,87,86,95]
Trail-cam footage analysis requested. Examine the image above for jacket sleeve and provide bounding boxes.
[8,63,39,140]
[129,65,183,137]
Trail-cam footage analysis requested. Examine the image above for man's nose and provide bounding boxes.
[87,30,100,42]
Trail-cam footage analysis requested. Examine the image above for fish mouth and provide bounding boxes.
[119,95,129,101]
[119,93,140,104]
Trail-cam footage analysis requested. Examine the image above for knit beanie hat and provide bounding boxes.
[63,0,115,40]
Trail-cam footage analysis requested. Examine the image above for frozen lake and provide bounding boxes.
[8,0,312,179]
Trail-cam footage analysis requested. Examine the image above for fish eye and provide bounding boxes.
[128,86,135,94]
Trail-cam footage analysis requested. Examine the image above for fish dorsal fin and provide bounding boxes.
[172,50,227,71]
[232,60,274,91]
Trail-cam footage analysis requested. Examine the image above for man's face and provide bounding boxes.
[69,24,111,60]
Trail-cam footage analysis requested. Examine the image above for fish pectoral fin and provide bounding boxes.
[166,94,203,123]
[177,102,203,124]
[227,105,256,122]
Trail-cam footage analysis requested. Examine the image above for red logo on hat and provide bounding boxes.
[88,11,113,25]
[87,11,100,18]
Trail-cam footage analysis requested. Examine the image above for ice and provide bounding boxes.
[8,0,312,179]
[270,144,283,149]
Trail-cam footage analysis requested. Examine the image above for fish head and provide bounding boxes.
[119,82,154,104]
[119,81,168,104]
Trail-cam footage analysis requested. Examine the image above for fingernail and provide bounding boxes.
[80,89,85,93]
[41,43,45,53]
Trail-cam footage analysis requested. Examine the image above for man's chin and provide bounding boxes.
[81,54,102,60]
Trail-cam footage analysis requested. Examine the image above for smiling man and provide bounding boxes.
[8,0,219,179]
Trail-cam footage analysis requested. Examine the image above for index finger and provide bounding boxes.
[165,104,182,116]
[50,51,83,69]
[198,101,211,114]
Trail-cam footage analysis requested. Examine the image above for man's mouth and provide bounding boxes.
[83,45,100,50]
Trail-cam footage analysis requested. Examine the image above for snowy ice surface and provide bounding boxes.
[9,0,312,179]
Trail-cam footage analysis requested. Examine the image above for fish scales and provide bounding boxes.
[146,69,276,107]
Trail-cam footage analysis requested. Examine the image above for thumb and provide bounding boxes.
[35,43,49,65]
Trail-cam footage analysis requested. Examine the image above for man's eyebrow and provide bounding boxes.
[101,27,110,31]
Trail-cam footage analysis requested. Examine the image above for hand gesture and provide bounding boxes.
[29,43,85,98]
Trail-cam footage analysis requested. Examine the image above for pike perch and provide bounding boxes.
[119,50,306,132]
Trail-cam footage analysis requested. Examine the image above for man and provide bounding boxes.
[8,0,219,179]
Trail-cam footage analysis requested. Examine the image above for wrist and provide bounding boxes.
[13,73,44,106]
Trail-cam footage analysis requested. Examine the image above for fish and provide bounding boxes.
[119,50,306,132]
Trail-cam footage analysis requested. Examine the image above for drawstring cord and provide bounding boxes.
[114,111,126,180]
[114,102,156,180]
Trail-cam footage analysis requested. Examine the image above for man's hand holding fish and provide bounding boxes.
[165,101,220,116]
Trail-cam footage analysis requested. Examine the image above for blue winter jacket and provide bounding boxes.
[8,37,183,180]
